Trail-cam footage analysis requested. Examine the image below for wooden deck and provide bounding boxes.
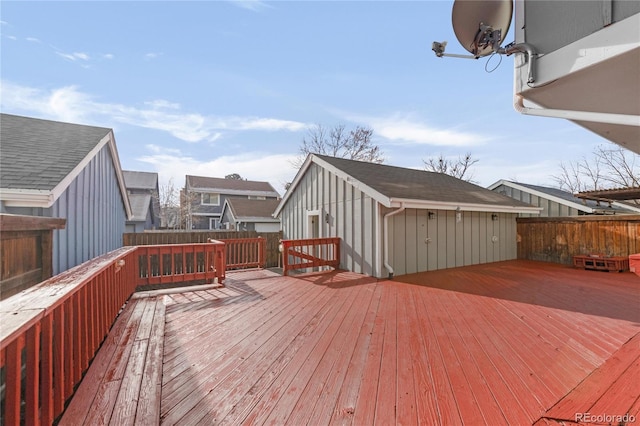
[60,260,640,425]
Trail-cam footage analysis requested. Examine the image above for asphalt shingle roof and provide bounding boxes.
[226,198,280,220]
[1,113,112,191]
[123,170,158,191]
[316,155,533,208]
[187,175,279,195]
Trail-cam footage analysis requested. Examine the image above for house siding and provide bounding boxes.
[493,183,581,217]
[388,209,518,276]
[50,145,126,274]
[524,1,639,54]
[280,163,379,276]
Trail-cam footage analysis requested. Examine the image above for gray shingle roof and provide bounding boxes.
[123,170,158,191]
[187,175,279,196]
[316,155,533,208]
[128,193,152,221]
[1,113,112,190]
[226,198,280,220]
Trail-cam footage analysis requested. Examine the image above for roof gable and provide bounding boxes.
[488,180,640,213]
[0,114,132,218]
[223,198,280,222]
[275,154,538,216]
[123,170,159,191]
[1,114,112,190]
[186,175,279,197]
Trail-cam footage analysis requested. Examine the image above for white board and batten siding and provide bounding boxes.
[387,209,518,277]
[50,145,127,275]
[279,163,380,277]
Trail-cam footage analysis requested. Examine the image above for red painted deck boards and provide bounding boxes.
[60,261,639,425]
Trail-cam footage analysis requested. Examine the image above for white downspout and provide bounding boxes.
[514,94,640,127]
[383,203,405,279]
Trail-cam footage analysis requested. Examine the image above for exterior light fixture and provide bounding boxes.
[428,211,436,220]
[492,214,499,221]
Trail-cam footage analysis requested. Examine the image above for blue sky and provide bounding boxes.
[1,0,611,195]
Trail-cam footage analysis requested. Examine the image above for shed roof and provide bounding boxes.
[0,113,131,218]
[123,170,158,191]
[223,198,280,222]
[127,193,153,222]
[186,175,279,197]
[1,113,112,190]
[275,154,540,215]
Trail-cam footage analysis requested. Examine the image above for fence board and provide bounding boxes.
[517,215,640,265]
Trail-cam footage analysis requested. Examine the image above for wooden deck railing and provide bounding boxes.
[281,237,341,276]
[0,241,226,426]
[220,237,266,270]
[136,241,226,286]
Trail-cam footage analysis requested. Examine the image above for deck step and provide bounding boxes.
[534,332,640,425]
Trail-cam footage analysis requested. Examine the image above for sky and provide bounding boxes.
[0,0,614,196]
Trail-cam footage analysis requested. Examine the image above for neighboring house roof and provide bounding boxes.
[222,198,280,223]
[275,154,541,216]
[127,193,153,222]
[0,113,132,218]
[186,175,280,198]
[488,179,640,214]
[123,170,158,191]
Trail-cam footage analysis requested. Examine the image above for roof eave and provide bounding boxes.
[389,198,542,214]
[0,189,55,207]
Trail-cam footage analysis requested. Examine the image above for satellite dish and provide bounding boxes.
[452,0,513,58]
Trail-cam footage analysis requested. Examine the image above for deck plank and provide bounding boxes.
[59,262,640,426]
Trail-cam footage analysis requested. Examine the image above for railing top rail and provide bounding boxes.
[134,241,225,249]
[281,237,340,246]
[0,246,137,349]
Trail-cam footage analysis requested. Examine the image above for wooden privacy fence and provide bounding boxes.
[517,215,640,265]
[0,242,225,426]
[124,230,281,268]
[0,214,66,300]
[281,237,341,276]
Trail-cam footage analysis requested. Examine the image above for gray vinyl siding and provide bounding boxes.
[280,163,379,276]
[388,209,517,276]
[524,1,639,54]
[50,145,126,274]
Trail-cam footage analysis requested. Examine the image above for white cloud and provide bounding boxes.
[348,112,490,147]
[0,80,308,143]
[138,147,297,195]
[144,52,163,60]
[102,53,114,60]
[56,51,90,62]
[26,37,41,43]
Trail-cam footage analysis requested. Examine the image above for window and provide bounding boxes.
[201,193,220,205]
[209,218,221,229]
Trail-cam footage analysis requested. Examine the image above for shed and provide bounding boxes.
[0,113,132,274]
[274,154,540,278]
[220,198,280,232]
[488,180,640,217]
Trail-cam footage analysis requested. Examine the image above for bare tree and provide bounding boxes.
[225,173,245,180]
[154,177,198,229]
[553,145,639,193]
[293,124,384,168]
[423,152,479,182]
